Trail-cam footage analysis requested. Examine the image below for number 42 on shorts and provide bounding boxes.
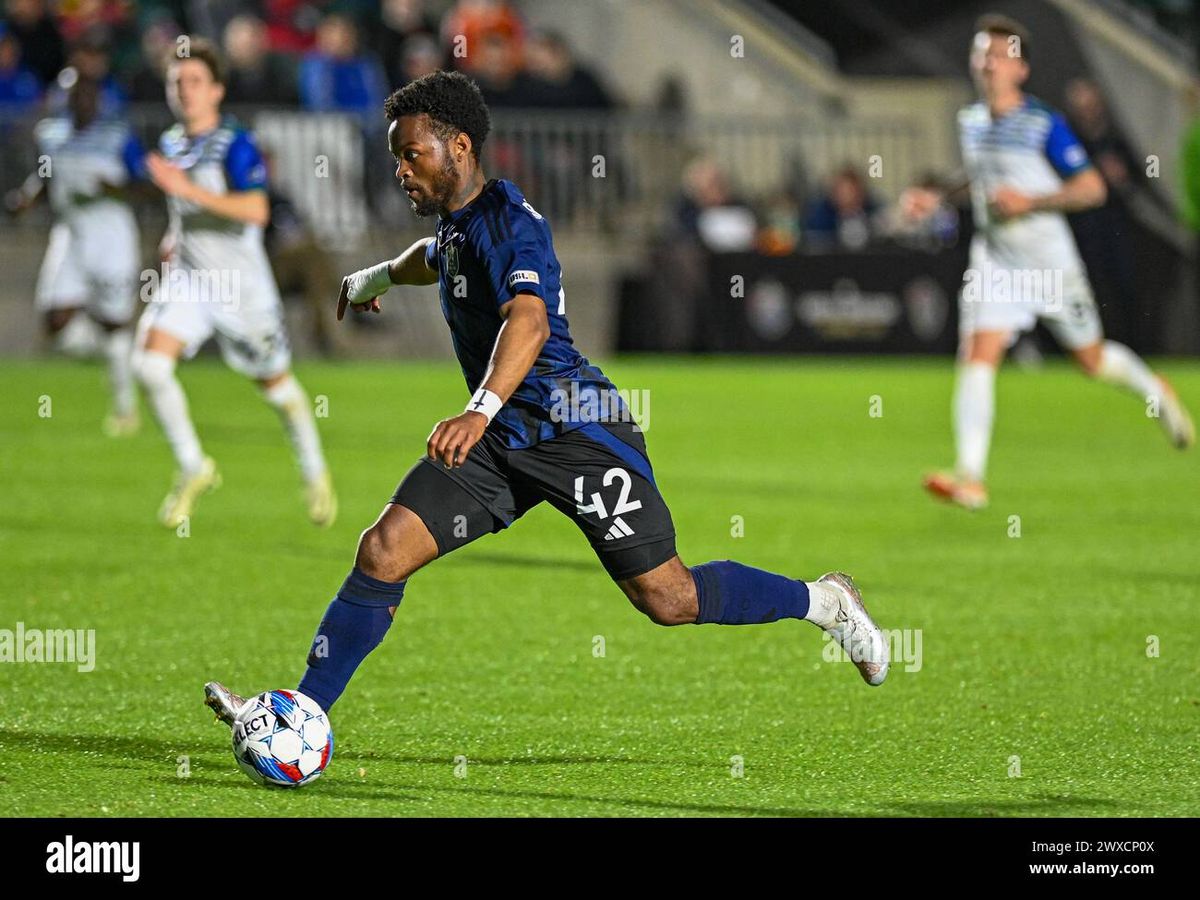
[575,468,643,541]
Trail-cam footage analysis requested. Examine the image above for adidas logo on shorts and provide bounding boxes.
[603,516,636,541]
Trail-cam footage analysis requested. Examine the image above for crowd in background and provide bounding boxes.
[0,0,1182,340]
[0,0,614,117]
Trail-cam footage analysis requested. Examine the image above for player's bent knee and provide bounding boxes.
[642,589,695,626]
[641,593,692,626]
[355,524,403,581]
[621,562,698,626]
[132,350,175,389]
[355,506,436,583]
[1072,344,1104,378]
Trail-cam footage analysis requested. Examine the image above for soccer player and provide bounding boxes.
[10,74,143,436]
[135,39,336,529]
[905,14,1194,510]
[204,71,889,729]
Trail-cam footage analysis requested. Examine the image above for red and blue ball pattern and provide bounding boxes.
[232,690,333,787]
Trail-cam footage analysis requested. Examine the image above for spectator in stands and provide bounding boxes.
[397,33,442,86]
[371,0,439,88]
[635,158,755,351]
[223,13,299,105]
[3,0,63,85]
[522,29,613,110]
[804,164,880,250]
[299,12,387,117]
[646,73,693,209]
[756,190,803,256]
[671,156,757,252]
[441,0,524,74]
[471,30,539,107]
[1065,78,1152,201]
[56,0,132,44]
[1064,77,1142,347]
[43,31,126,116]
[125,15,178,102]
[0,24,39,112]
[258,0,324,53]
[261,149,344,357]
[885,171,960,248]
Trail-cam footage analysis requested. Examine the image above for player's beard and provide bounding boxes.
[409,155,459,218]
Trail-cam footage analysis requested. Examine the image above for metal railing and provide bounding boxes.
[1,105,925,244]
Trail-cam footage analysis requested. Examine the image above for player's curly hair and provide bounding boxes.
[384,71,491,160]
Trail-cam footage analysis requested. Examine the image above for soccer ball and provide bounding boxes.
[232,689,333,787]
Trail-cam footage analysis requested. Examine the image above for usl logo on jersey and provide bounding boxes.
[508,270,540,287]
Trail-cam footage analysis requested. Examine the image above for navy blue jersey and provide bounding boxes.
[427,178,623,449]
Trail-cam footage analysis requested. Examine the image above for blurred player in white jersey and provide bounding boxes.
[7,74,143,436]
[136,39,336,529]
[903,14,1193,509]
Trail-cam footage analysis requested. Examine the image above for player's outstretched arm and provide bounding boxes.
[426,293,550,468]
[4,171,45,216]
[1031,167,1107,213]
[336,237,437,320]
[991,168,1107,220]
[145,152,269,226]
[899,172,970,222]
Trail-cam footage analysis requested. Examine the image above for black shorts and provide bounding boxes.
[392,420,677,581]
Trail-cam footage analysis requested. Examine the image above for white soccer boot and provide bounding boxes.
[817,572,889,686]
[103,409,140,438]
[157,456,221,528]
[305,470,338,528]
[204,681,249,728]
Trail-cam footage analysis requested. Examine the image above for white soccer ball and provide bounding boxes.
[232,690,333,787]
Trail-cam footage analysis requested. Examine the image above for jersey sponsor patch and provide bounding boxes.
[508,269,540,287]
[1063,144,1087,169]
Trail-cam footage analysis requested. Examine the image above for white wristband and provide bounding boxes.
[465,388,503,423]
[346,260,393,305]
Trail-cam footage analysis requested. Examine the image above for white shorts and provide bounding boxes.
[35,220,140,324]
[957,264,1103,351]
[138,268,292,379]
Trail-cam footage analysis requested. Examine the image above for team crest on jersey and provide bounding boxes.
[443,241,460,278]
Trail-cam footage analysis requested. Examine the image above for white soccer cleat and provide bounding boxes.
[158,456,221,528]
[305,470,338,528]
[102,410,140,438]
[1155,377,1195,450]
[204,681,249,728]
[818,572,889,686]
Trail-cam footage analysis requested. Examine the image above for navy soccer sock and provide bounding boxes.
[691,560,810,625]
[298,567,405,711]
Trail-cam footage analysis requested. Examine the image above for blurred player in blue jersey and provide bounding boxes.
[205,70,890,728]
[904,14,1194,510]
[8,74,144,437]
[136,39,336,529]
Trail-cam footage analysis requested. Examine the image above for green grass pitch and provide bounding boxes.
[1,356,1197,817]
